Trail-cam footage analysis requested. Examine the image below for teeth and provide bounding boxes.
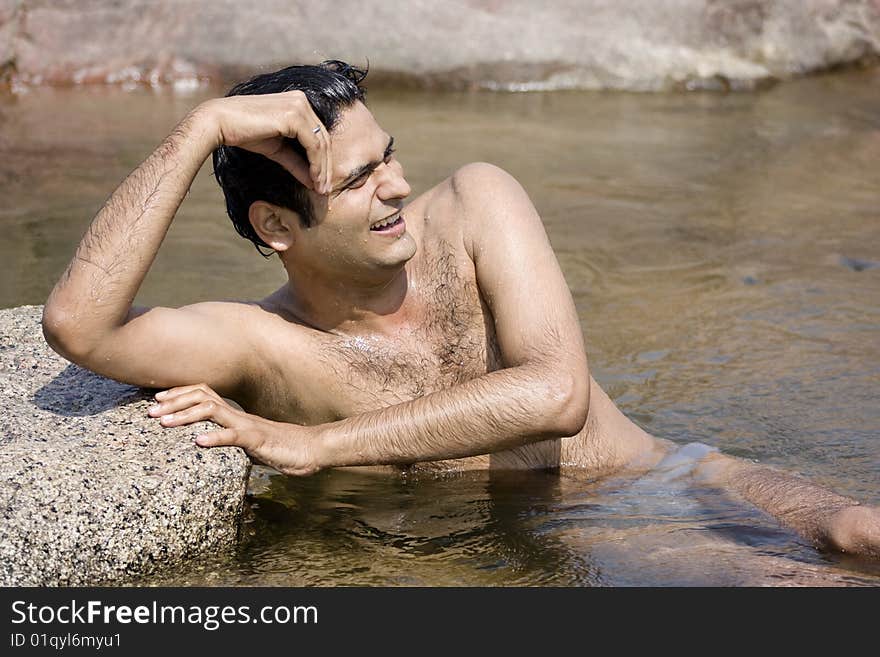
[372,214,398,229]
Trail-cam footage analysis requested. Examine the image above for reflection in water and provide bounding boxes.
[142,468,602,586]
[138,459,879,587]
[4,67,879,585]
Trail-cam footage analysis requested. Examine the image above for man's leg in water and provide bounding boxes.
[694,452,880,558]
[517,377,880,559]
[579,377,880,559]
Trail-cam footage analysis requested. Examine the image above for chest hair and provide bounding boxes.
[322,241,501,411]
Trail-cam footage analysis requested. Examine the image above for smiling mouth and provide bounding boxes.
[370,213,404,232]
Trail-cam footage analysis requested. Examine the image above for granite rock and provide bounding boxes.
[1,0,879,92]
[0,305,251,586]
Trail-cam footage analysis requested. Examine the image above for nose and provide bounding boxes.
[376,160,411,201]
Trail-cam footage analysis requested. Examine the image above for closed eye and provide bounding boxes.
[344,171,371,190]
[334,137,396,194]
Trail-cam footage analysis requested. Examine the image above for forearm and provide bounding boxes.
[314,364,587,468]
[43,107,217,351]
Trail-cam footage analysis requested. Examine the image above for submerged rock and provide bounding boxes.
[0,305,250,586]
[1,0,878,92]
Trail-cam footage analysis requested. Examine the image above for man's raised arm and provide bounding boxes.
[42,91,332,395]
[171,163,590,472]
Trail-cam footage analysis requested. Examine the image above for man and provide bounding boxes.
[42,61,880,559]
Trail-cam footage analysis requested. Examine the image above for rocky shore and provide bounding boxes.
[1,0,878,93]
[0,305,251,586]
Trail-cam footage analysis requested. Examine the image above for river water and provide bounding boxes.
[2,69,879,585]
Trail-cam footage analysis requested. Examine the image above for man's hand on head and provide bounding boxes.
[197,90,333,194]
[149,383,322,476]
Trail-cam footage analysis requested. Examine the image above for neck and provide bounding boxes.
[281,264,412,335]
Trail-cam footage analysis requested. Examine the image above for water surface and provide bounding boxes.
[2,69,879,585]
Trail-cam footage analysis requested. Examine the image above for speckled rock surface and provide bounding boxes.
[1,0,879,92]
[0,305,251,586]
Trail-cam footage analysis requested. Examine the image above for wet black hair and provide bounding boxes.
[211,60,367,255]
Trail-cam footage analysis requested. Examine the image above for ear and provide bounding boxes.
[248,201,298,252]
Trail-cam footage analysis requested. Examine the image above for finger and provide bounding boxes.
[241,136,314,190]
[158,398,239,428]
[154,383,220,403]
[267,144,313,190]
[149,388,221,418]
[314,122,331,195]
[302,123,329,195]
[324,128,332,194]
[194,428,241,448]
[291,97,331,194]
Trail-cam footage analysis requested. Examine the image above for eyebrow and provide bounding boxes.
[334,136,395,191]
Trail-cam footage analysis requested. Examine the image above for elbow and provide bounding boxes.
[41,303,67,355]
[41,304,94,364]
[543,369,589,437]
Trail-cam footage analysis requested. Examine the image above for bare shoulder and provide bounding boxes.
[151,296,315,369]
[189,295,316,339]
[435,162,522,209]
[450,161,520,191]
[423,162,526,255]
[150,298,293,335]
[162,298,265,321]
[126,297,285,360]
[169,296,322,407]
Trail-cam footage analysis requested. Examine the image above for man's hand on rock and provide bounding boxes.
[149,384,322,476]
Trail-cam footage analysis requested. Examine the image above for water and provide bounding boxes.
[2,69,879,585]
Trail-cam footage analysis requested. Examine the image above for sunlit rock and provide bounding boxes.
[0,305,250,586]
[1,0,878,92]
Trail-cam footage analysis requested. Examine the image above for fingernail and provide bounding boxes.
[161,414,174,423]
[155,391,166,399]
[148,405,161,415]
[195,435,209,445]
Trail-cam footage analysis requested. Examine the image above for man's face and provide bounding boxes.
[290,101,415,281]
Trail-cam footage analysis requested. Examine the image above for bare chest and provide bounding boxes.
[251,243,502,424]
[320,247,500,418]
